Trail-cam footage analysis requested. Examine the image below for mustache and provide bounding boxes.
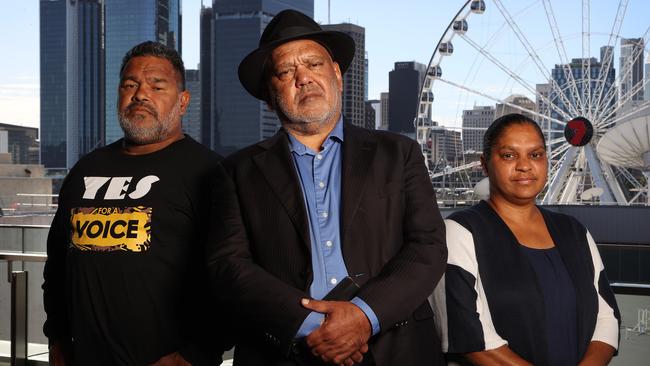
[296,85,322,99]
[124,101,158,116]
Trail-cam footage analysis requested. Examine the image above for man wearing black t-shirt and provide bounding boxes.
[43,41,227,366]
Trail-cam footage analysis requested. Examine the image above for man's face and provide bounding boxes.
[267,39,343,135]
[117,56,189,145]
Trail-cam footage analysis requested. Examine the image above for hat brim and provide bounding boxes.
[238,30,356,101]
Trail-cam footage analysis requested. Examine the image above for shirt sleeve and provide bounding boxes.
[295,311,325,338]
[42,179,72,343]
[350,296,381,336]
[585,230,620,349]
[432,219,507,353]
[294,298,380,338]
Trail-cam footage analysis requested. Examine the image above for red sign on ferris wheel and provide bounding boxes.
[564,117,594,147]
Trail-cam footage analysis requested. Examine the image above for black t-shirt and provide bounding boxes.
[43,136,226,365]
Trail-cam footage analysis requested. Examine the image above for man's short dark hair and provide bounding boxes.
[120,41,186,90]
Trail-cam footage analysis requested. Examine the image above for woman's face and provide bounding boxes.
[482,123,548,205]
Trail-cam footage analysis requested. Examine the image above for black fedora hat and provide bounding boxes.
[238,9,355,101]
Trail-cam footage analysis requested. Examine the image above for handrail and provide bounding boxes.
[0,252,47,262]
[0,224,51,229]
[610,282,650,296]
[0,252,47,366]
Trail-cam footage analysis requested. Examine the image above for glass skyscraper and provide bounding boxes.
[322,23,367,129]
[66,0,104,168]
[388,61,427,137]
[40,0,104,169]
[104,0,182,144]
[210,0,313,155]
[40,0,67,168]
[199,5,214,148]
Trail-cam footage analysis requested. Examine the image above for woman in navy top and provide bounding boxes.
[432,114,620,365]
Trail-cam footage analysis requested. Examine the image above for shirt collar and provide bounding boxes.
[287,117,344,155]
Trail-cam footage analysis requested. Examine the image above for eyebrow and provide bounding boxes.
[148,76,168,83]
[274,54,326,68]
[120,76,138,84]
[498,145,546,150]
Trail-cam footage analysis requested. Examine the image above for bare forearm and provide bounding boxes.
[578,341,615,366]
[465,345,533,366]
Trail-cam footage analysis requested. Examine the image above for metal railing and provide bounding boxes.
[0,252,47,366]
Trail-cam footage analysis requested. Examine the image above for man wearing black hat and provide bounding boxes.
[207,9,446,366]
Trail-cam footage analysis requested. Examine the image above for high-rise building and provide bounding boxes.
[462,105,494,153]
[0,123,40,165]
[645,54,650,101]
[184,69,202,142]
[536,83,553,136]
[364,52,369,101]
[429,126,461,166]
[40,0,104,169]
[199,5,214,148]
[104,0,182,144]
[379,92,389,130]
[388,61,427,137]
[322,23,366,128]
[211,0,313,155]
[40,0,67,169]
[366,99,381,129]
[549,56,615,124]
[495,95,537,120]
[620,38,644,103]
[364,101,376,130]
[66,0,104,167]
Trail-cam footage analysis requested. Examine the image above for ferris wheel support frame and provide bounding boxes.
[420,0,649,205]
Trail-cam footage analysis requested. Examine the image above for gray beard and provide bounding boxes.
[118,99,181,145]
[273,87,342,136]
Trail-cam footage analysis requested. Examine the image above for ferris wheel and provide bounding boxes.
[417,0,650,205]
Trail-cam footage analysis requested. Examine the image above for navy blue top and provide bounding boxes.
[519,246,578,366]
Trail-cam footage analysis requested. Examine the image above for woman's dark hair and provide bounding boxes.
[119,41,186,90]
[482,113,546,161]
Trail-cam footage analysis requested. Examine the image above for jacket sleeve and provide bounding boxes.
[431,219,507,353]
[585,230,620,349]
[42,179,72,344]
[205,162,311,355]
[355,139,448,331]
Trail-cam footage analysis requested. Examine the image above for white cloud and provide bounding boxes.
[0,81,40,127]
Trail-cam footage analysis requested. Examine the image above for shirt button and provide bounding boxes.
[316,154,323,160]
[318,181,325,188]
[325,240,333,247]
[330,277,338,285]
[322,211,328,218]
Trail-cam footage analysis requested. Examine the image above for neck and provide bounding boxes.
[122,131,184,155]
[487,195,538,223]
[285,117,339,152]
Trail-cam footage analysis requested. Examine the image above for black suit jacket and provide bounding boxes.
[207,123,447,365]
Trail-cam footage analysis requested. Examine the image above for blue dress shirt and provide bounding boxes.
[288,119,380,338]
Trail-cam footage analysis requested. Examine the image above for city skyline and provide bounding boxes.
[2,0,649,131]
[1,0,465,129]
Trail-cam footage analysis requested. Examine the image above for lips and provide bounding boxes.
[296,86,324,103]
[126,103,157,116]
[513,177,537,184]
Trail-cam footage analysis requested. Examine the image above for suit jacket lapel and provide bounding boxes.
[254,130,311,251]
[341,124,376,242]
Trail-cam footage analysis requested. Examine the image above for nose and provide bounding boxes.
[132,85,150,103]
[294,65,312,88]
[515,156,532,172]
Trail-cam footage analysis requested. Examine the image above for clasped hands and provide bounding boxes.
[301,298,372,366]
